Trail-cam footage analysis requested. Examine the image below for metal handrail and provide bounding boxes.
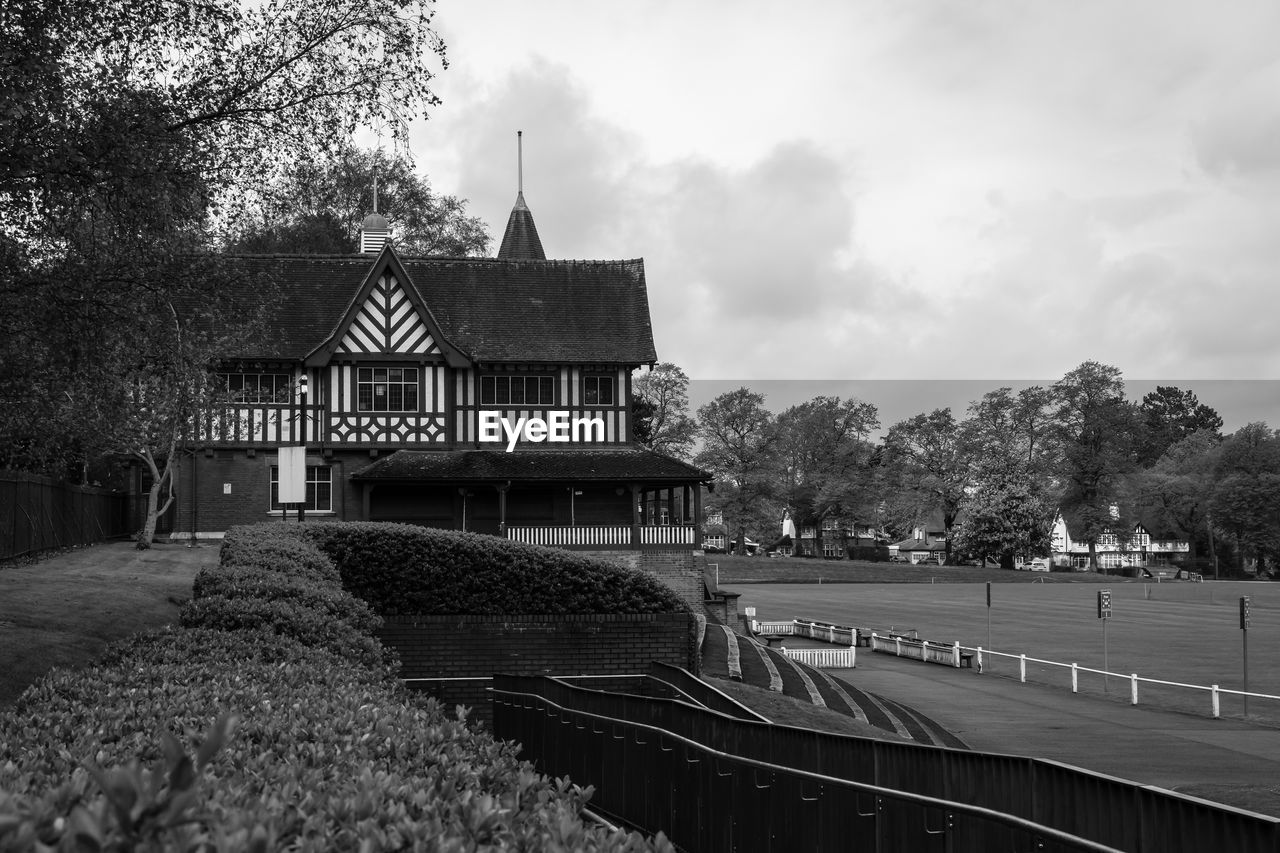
[493,684,1126,853]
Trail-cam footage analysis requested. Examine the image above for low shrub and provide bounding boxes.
[217,526,339,584]
[0,628,671,851]
[0,519,676,851]
[179,594,385,670]
[191,565,380,633]
[305,521,690,616]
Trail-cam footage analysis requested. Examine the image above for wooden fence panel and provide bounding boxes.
[0,471,134,560]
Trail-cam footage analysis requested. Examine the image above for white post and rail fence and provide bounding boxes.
[870,632,1279,720]
[749,619,858,668]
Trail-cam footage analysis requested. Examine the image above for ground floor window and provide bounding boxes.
[270,465,332,512]
[823,542,841,558]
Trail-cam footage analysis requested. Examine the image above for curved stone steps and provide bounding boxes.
[699,627,964,747]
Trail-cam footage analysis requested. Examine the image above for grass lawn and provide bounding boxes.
[724,580,1280,721]
[707,553,1127,585]
[0,541,213,706]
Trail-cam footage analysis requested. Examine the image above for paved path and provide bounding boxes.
[843,649,1280,802]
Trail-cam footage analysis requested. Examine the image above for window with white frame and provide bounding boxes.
[270,465,332,512]
[357,367,419,412]
[582,375,614,405]
[219,372,293,403]
[823,542,841,558]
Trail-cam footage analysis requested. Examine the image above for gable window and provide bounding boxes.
[583,375,614,405]
[219,372,293,404]
[269,465,332,512]
[480,375,555,406]
[357,367,418,412]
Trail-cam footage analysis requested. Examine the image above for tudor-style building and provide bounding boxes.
[173,189,709,553]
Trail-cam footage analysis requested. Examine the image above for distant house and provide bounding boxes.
[888,511,949,564]
[794,514,883,559]
[1050,513,1189,570]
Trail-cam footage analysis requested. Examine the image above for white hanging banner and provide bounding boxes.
[278,446,307,504]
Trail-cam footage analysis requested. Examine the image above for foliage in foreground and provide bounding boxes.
[0,524,672,851]
[301,520,692,616]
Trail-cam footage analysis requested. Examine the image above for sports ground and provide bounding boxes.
[725,579,1280,815]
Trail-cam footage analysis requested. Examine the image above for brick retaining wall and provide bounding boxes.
[579,550,706,610]
[381,612,698,726]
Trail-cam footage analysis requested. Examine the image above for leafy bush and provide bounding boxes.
[217,527,339,584]
[0,523,680,851]
[179,594,385,669]
[0,628,671,851]
[191,565,379,633]
[304,521,691,616]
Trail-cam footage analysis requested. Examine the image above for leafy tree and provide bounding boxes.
[2,0,447,244]
[1210,423,1280,574]
[1137,385,1223,465]
[224,143,490,256]
[955,388,1060,566]
[632,363,698,460]
[963,386,1060,479]
[774,396,879,554]
[953,465,1055,569]
[882,409,968,563]
[1130,430,1221,569]
[1,0,447,541]
[1052,362,1141,569]
[695,388,779,554]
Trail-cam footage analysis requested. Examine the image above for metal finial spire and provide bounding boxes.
[372,170,378,214]
[517,130,523,195]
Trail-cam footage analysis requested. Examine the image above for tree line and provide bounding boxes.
[1,0,488,544]
[633,362,1279,575]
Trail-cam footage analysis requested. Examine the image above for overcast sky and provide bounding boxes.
[403,0,1279,426]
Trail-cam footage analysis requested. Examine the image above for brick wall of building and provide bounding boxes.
[580,550,706,611]
[382,612,697,726]
[172,450,366,538]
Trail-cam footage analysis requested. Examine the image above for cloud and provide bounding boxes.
[406,27,1280,385]
[1191,61,1280,181]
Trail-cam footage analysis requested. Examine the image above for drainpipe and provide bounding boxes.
[188,449,198,547]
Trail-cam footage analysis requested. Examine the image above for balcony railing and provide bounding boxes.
[506,524,697,550]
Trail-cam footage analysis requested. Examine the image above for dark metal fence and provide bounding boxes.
[644,662,770,723]
[492,675,1280,853]
[0,471,135,560]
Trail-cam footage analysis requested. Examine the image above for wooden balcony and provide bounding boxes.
[506,524,698,551]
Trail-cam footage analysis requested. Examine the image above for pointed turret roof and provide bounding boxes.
[496,191,546,259]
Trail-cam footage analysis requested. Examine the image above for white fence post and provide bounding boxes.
[977,647,984,673]
[953,641,961,667]
[1020,654,1027,683]
[1211,685,1220,718]
[922,639,929,662]
[895,636,902,656]
[1131,674,1139,705]
[1071,663,1078,693]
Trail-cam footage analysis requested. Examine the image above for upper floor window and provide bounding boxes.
[583,375,614,405]
[219,372,292,404]
[358,367,418,412]
[481,375,555,406]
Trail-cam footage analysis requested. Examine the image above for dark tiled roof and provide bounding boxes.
[892,537,944,551]
[496,193,546,260]
[351,449,710,483]
[219,251,656,364]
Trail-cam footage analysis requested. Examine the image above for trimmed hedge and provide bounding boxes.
[190,565,380,634]
[0,523,674,851]
[303,521,692,616]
